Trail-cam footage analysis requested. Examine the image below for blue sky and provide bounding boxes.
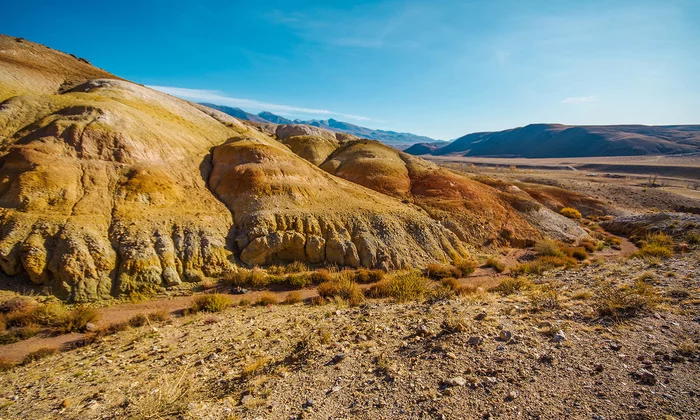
[3,0,699,139]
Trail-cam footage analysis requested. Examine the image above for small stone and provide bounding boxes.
[331,353,347,364]
[303,398,315,408]
[498,330,512,342]
[60,399,71,409]
[474,312,487,321]
[637,369,657,385]
[417,324,431,337]
[594,364,604,373]
[609,342,622,351]
[467,336,483,346]
[240,395,254,405]
[505,391,518,401]
[551,330,566,343]
[444,377,467,387]
[205,353,219,362]
[84,323,98,332]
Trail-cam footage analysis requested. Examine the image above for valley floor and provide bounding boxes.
[0,254,698,419]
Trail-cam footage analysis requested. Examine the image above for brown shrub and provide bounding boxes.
[595,279,658,319]
[55,306,100,333]
[368,272,432,303]
[560,207,582,219]
[455,259,478,276]
[317,275,364,306]
[440,277,460,290]
[22,347,58,365]
[283,291,303,304]
[255,292,279,306]
[484,257,505,273]
[190,294,231,313]
[425,264,460,280]
[489,277,533,296]
[309,269,333,284]
[352,269,385,284]
[128,313,149,328]
[0,356,15,371]
[148,310,170,322]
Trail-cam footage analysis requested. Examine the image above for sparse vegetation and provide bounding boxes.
[317,274,364,306]
[22,347,58,365]
[283,291,303,304]
[0,356,14,372]
[128,313,149,328]
[255,292,279,306]
[489,276,533,295]
[632,232,674,259]
[560,207,582,219]
[190,294,232,313]
[484,257,505,273]
[368,271,432,302]
[595,279,658,319]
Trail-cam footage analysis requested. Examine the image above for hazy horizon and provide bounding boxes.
[4,0,699,139]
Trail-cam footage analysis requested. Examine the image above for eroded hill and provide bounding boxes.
[0,35,585,301]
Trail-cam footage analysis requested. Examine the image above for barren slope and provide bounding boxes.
[0,35,474,301]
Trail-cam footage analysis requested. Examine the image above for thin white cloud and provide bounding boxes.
[148,85,374,121]
[562,95,598,104]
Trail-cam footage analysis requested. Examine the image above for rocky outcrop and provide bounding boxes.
[208,136,470,269]
[600,212,700,241]
[0,35,589,301]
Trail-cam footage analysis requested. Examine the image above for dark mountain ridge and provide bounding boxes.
[408,123,700,158]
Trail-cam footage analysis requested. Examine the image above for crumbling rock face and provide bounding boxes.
[0,35,590,301]
[600,212,700,241]
[208,136,470,269]
[285,138,587,246]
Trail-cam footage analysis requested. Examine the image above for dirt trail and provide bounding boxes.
[0,239,632,363]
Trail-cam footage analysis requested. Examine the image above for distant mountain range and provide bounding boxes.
[405,124,700,158]
[200,103,438,146]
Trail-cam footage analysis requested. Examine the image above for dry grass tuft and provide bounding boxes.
[368,271,432,303]
[560,207,582,219]
[0,356,15,371]
[148,310,170,322]
[243,357,270,377]
[317,274,364,306]
[190,294,231,313]
[128,313,148,328]
[352,268,385,284]
[632,232,674,259]
[595,279,658,319]
[22,347,57,365]
[489,277,533,296]
[131,367,197,419]
[484,257,505,273]
[283,291,303,305]
[255,292,279,306]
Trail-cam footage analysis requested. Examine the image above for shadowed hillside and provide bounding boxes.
[408,124,700,157]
